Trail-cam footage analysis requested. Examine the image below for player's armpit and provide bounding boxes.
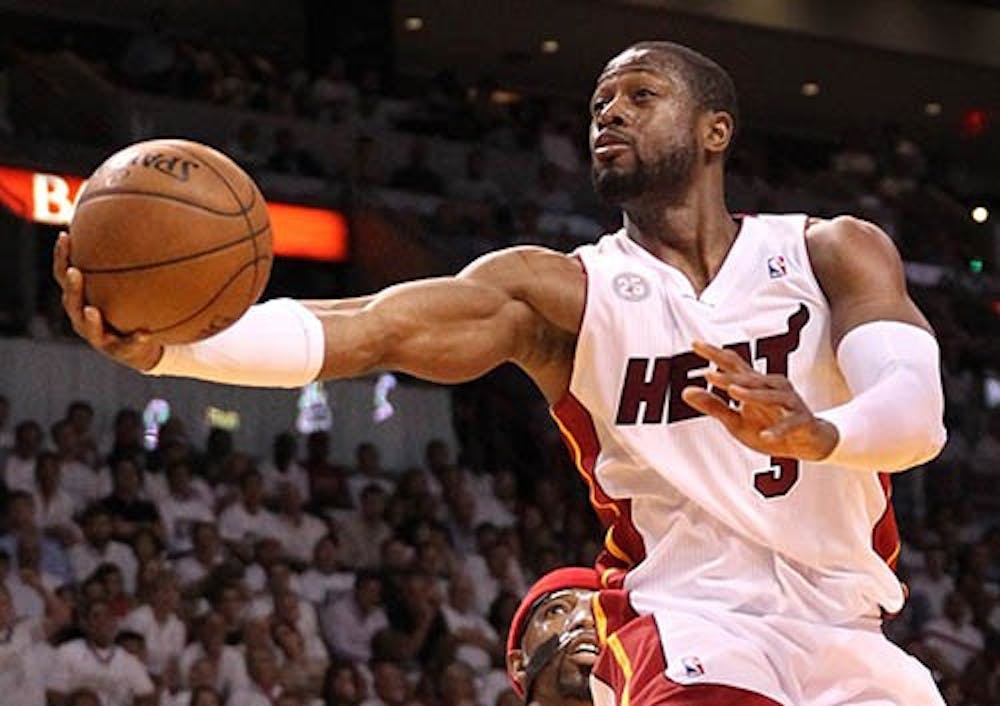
[805,216,932,347]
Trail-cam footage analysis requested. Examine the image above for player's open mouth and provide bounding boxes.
[567,635,600,666]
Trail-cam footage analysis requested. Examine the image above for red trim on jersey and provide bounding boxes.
[593,587,638,644]
[550,392,646,587]
[592,614,783,706]
[871,473,901,571]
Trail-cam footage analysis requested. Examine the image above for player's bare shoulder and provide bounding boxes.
[458,245,586,335]
[804,215,906,293]
[805,215,929,343]
[805,216,900,263]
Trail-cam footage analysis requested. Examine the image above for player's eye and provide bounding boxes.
[633,88,656,101]
[545,602,569,618]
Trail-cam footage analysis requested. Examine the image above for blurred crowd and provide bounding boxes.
[0,12,998,706]
[1,396,602,705]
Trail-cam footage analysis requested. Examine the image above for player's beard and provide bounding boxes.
[592,129,698,207]
[556,658,593,701]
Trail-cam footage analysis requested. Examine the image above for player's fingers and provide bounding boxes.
[692,340,753,373]
[706,370,769,391]
[727,385,796,408]
[62,268,87,329]
[763,374,793,390]
[82,305,113,346]
[53,232,70,286]
[682,386,740,428]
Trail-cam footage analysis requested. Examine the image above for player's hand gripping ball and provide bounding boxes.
[68,138,273,344]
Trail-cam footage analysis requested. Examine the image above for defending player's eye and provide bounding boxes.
[633,88,656,101]
[544,601,569,618]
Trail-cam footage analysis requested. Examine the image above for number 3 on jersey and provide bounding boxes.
[755,456,800,497]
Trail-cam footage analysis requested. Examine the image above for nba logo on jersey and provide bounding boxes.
[767,255,787,278]
[681,656,705,677]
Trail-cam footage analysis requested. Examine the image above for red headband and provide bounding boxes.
[505,566,602,697]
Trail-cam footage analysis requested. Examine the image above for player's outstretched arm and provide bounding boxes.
[55,232,582,399]
[684,216,946,472]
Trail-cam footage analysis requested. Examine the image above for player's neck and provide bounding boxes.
[622,184,737,294]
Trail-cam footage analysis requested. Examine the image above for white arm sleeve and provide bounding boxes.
[146,298,325,388]
[815,321,947,472]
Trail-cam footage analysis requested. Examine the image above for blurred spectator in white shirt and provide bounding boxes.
[260,432,310,502]
[299,534,354,605]
[0,579,69,706]
[53,420,108,512]
[219,470,281,561]
[230,646,286,706]
[122,573,186,680]
[3,420,43,493]
[69,504,138,594]
[464,542,526,617]
[0,491,73,585]
[158,460,214,554]
[47,598,156,706]
[179,611,249,696]
[320,570,388,663]
[440,572,501,674]
[340,485,392,570]
[32,451,80,545]
[922,591,985,674]
[908,547,954,623]
[347,442,396,507]
[272,483,328,565]
[361,660,410,706]
[175,522,227,592]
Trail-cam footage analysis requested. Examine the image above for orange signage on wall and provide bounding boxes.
[0,165,349,262]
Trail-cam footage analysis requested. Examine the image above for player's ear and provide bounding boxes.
[506,648,528,693]
[702,110,734,156]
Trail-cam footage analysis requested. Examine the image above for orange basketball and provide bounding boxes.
[69,138,273,344]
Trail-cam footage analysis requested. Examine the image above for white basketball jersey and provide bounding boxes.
[553,214,903,625]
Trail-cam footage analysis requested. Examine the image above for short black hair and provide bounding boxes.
[618,41,739,138]
[355,568,383,588]
[80,502,111,523]
[67,400,94,416]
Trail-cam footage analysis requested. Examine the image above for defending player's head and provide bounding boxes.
[506,567,602,706]
[590,40,738,208]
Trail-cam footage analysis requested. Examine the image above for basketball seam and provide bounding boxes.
[145,255,271,335]
[170,142,262,312]
[78,224,270,274]
[76,187,258,217]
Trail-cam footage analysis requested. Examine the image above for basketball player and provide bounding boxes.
[506,567,602,706]
[56,41,947,705]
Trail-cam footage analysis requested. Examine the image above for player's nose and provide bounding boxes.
[595,95,629,129]
[568,599,596,631]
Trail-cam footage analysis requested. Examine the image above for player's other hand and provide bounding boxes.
[681,340,838,461]
[53,231,164,372]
